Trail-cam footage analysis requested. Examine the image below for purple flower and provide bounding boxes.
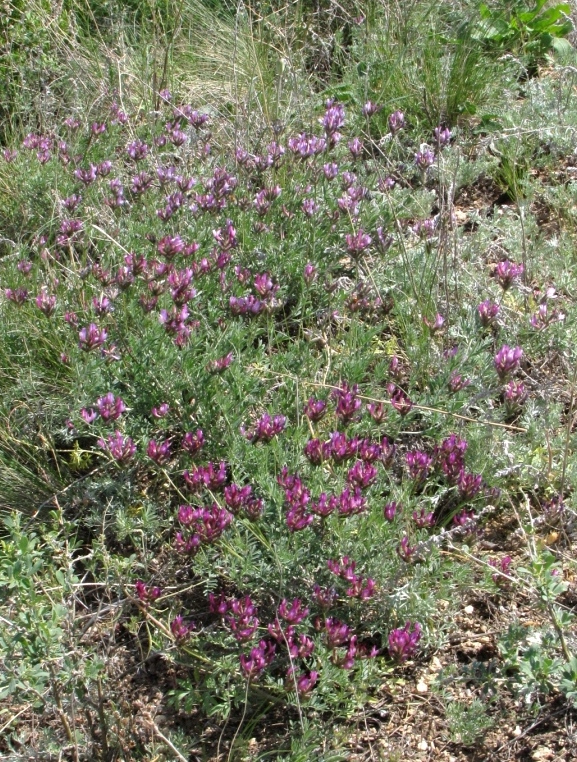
[346,230,372,258]
[347,460,378,489]
[495,260,524,290]
[35,289,56,316]
[303,397,326,422]
[243,413,286,443]
[279,598,309,625]
[453,509,476,528]
[423,313,444,334]
[304,439,329,466]
[78,324,107,351]
[80,408,98,424]
[147,439,172,465]
[504,380,527,405]
[433,126,452,147]
[206,594,229,619]
[413,508,435,528]
[379,176,396,192]
[415,147,435,170]
[489,556,512,585]
[224,483,253,514]
[448,372,471,393]
[126,139,149,161]
[405,450,433,482]
[228,596,259,642]
[96,393,126,422]
[324,617,351,648]
[456,470,483,499]
[98,431,136,464]
[322,99,345,136]
[323,162,338,180]
[388,622,421,662]
[5,288,29,305]
[388,110,405,134]
[494,345,523,380]
[135,580,161,605]
[310,492,339,517]
[362,100,381,117]
[152,403,170,418]
[397,535,416,562]
[176,504,233,552]
[183,461,228,492]
[312,584,338,609]
[97,160,113,177]
[287,632,315,659]
[389,386,413,416]
[327,555,357,581]
[182,429,204,455]
[170,615,195,642]
[74,165,97,185]
[348,137,363,158]
[240,640,275,680]
[92,296,112,316]
[332,382,362,423]
[383,501,397,521]
[338,486,367,516]
[289,669,318,696]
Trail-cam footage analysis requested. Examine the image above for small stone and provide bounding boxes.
[417,739,428,751]
[416,680,428,693]
[464,604,474,614]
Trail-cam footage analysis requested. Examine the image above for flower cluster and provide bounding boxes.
[176,503,233,553]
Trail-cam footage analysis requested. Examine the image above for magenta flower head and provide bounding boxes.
[397,535,416,562]
[423,313,444,334]
[388,110,405,134]
[80,408,98,424]
[495,260,524,290]
[290,669,319,696]
[383,501,398,521]
[413,508,435,528]
[332,382,362,423]
[324,617,352,648]
[448,372,471,393]
[96,392,126,422]
[135,580,161,605]
[303,397,327,422]
[239,640,275,680]
[323,99,345,134]
[348,137,363,158]
[346,230,372,258]
[182,429,204,455]
[323,162,339,180]
[279,598,309,625]
[78,323,107,351]
[405,450,433,483]
[415,147,435,170]
[35,289,57,316]
[388,621,421,662]
[170,615,195,643]
[433,125,452,147]
[152,403,170,418]
[389,386,413,416]
[5,288,29,305]
[504,380,527,405]
[362,100,381,117]
[494,345,523,380]
[98,431,136,464]
[147,439,172,465]
[243,413,286,443]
